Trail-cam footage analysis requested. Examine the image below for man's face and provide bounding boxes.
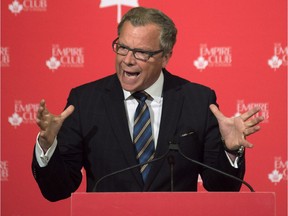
[115,21,171,92]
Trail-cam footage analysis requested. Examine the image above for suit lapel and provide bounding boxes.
[102,75,144,188]
[144,70,184,190]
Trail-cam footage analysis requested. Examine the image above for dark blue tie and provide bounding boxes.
[133,91,155,183]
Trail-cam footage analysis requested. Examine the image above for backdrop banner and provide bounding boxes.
[1,0,287,216]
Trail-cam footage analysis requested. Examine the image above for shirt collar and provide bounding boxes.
[123,71,164,103]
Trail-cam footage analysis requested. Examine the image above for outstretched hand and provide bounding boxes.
[36,99,74,152]
[209,104,264,151]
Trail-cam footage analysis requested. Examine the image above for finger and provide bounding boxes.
[40,99,46,106]
[37,99,46,116]
[36,118,48,131]
[209,104,225,121]
[245,116,265,127]
[241,140,254,148]
[60,105,75,120]
[237,133,254,148]
[240,139,254,148]
[240,107,261,121]
[244,125,261,136]
[37,99,52,130]
[37,99,51,119]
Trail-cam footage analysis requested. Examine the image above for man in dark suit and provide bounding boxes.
[32,7,263,202]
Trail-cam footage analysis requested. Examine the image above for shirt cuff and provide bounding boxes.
[35,133,57,167]
[225,151,240,169]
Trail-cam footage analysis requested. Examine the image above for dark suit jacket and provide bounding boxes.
[32,69,245,201]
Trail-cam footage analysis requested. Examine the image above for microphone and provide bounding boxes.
[92,149,170,192]
[168,142,255,192]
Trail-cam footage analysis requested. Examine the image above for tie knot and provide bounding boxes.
[133,91,149,103]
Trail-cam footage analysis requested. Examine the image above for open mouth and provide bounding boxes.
[124,71,140,77]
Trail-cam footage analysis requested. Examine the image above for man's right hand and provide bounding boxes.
[36,99,75,153]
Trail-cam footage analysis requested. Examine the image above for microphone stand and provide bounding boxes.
[93,141,255,192]
[167,155,175,192]
[168,142,255,192]
[93,148,170,192]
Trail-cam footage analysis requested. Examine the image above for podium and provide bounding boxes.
[71,192,275,216]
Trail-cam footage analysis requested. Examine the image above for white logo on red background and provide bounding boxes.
[194,44,232,70]
[46,56,61,70]
[8,100,39,127]
[268,43,287,70]
[8,0,47,15]
[0,161,9,181]
[194,56,208,70]
[100,0,139,23]
[1,47,10,67]
[268,157,287,184]
[8,0,23,14]
[46,45,85,71]
[8,113,23,127]
[235,100,269,123]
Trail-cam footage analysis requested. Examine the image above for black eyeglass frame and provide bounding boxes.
[112,37,164,62]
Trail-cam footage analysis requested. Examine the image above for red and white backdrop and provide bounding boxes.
[1,0,287,215]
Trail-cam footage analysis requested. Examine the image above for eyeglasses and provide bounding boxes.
[112,38,164,62]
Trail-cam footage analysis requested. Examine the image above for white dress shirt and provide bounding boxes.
[123,71,164,148]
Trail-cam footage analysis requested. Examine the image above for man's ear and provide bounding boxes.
[162,51,173,68]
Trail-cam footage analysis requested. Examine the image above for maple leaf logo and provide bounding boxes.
[100,0,139,23]
[268,169,283,184]
[268,55,282,70]
[8,113,23,127]
[194,56,208,70]
[46,56,61,70]
[8,0,23,15]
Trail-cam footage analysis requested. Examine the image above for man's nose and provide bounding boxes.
[123,51,136,65]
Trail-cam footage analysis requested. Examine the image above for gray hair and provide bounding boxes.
[117,7,177,56]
